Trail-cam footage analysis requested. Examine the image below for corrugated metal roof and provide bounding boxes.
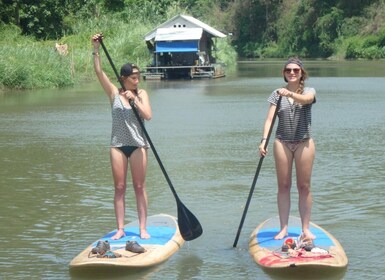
[144,14,226,41]
[155,28,203,41]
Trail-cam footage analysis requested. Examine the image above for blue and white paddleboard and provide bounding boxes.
[70,214,184,268]
[249,216,348,270]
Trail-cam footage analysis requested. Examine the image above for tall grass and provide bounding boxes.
[1,9,236,91]
[0,16,156,90]
[215,38,238,65]
[0,24,74,90]
[1,44,75,89]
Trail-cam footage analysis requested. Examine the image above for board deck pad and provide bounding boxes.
[97,226,176,249]
[70,214,184,268]
[249,216,348,269]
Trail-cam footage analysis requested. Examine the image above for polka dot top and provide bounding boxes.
[110,93,149,148]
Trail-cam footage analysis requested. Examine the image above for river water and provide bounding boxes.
[0,60,384,280]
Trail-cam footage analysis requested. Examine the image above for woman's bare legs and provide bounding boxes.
[110,148,128,240]
[130,148,150,239]
[273,139,316,240]
[295,139,316,239]
[273,139,293,239]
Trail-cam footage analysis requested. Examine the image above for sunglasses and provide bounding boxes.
[284,68,301,74]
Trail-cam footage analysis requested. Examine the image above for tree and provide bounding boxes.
[0,0,101,39]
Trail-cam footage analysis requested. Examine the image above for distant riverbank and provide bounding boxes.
[0,20,236,92]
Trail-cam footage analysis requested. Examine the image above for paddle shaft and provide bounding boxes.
[98,37,202,240]
[232,95,282,248]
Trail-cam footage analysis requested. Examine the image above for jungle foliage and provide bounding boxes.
[2,0,384,58]
[1,0,385,89]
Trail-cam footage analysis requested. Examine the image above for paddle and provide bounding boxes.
[232,94,282,247]
[97,35,203,241]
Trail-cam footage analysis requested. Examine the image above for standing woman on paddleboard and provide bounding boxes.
[259,58,316,241]
[91,33,152,240]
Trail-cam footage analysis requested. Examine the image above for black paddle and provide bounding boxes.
[233,95,282,247]
[97,35,203,241]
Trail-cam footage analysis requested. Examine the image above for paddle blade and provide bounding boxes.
[177,202,203,241]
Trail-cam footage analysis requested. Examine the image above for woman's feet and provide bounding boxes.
[275,229,315,241]
[140,229,151,239]
[274,228,288,240]
[111,228,126,240]
[302,228,316,240]
[110,226,152,240]
[110,228,150,240]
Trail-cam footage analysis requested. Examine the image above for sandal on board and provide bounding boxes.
[282,237,296,250]
[125,241,145,253]
[297,233,314,251]
[96,250,121,258]
[91,240,110,255]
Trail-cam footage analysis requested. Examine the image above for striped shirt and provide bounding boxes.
[110,93,149,148]
[267,87,316,141]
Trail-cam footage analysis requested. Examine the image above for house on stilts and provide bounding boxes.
[143,14,227,80]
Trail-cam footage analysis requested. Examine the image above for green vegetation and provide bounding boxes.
[0,24,74,89]
[1,0,385,90]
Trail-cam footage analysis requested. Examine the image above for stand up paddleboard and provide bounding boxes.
[249,216,348,270]
[70,214,184,268]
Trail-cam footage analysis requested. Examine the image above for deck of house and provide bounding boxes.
[142,64,225,80]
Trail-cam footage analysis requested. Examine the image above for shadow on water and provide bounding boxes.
[174,254,204,280]
[69,254,204,280]
[261,266,347,280]
[69,265,160,280]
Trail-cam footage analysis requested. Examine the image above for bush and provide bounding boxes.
[345,37,362,59]
[262,42,283,58]
[0,44,74,89]
[344,35,385,59]
[361,46,381,59]
[213,38,237,65]
[339,17,365,37]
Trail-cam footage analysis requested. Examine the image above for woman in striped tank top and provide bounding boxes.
[259,58,317,241]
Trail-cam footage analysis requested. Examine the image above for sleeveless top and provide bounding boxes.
[267,87,316,141]
[110,93,149,148]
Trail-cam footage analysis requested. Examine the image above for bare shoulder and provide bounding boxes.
[137,89,150,100]
[138,88,148,96]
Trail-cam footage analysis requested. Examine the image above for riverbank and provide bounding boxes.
[1,2,384,92]
[0,20,152,91]
[0,18,237,92]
